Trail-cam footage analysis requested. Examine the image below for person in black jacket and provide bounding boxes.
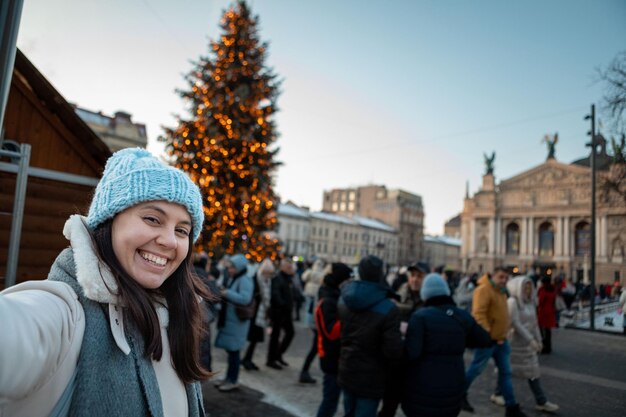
[266,259,296,369]
[338,255,403,417]
[315,263,353,417]
[402,273,492,417]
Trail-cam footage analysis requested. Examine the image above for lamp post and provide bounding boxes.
[584,104,596,330]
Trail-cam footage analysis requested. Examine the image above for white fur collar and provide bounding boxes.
[63,215,120,305]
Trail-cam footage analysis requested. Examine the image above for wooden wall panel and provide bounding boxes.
[0,173,95,287]
[3,76,103,177]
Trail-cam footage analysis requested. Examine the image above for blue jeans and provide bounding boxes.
[343,390,379,417]
[316,373,341,417]
[465,341,516,406]
[226,350,240,383]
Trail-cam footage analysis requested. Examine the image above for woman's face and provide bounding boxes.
[523,281,533,299]
[112,201,192,289]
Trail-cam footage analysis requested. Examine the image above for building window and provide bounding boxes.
[332,203,338,211]
[478,236,488,253]
[505,223,520,255]
[611,238,624,259]
[312,226,316,236]
[538,222,554,257]
[340,202,346,211]
[575,221,591,257]
[349,191,355,201]
[348,202,355,211]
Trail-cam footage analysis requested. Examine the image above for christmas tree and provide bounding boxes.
[163,1,281,261]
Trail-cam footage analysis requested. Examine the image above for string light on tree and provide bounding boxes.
[162,0,281,261]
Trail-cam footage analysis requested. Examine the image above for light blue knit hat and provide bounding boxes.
[86,148,204,242]
[229,253,249,275]
[420,273,451,301]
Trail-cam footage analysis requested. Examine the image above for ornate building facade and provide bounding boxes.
[461,142,625,284]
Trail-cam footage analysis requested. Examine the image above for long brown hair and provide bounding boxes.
[92,219,212,383]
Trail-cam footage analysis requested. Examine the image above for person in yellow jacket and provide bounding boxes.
[462,267,528,417]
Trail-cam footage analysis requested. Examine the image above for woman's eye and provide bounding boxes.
[144,216,159,224]
[176,228,190,237]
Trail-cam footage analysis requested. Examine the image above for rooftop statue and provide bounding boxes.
[543,132,558,160]
[483,151,495,175]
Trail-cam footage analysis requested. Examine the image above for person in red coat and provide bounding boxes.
[537,276,557,354]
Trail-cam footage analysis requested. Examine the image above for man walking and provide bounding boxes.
[338,255,403,417]
[379,261,429,417]
[463,267,528,417]
[267,259,296,369]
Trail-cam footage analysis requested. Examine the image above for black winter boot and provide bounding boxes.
[461,395,474,413]
[299,371,316,384]
[505,404,528,417]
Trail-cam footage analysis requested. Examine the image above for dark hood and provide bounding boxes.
[341,280,389,312]
[318,283,341,300]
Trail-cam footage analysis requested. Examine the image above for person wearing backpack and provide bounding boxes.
[315,263,353,417]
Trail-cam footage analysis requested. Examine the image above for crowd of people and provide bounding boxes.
[189,250,574,417]
[0,147,622,417]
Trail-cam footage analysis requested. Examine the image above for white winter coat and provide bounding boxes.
[506,276,542,379]
[0,215,188,417]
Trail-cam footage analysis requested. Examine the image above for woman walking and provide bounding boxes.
[299,259,326,383]
[537,276,557,354]
[242,259,275,370]
[214,254,254,392]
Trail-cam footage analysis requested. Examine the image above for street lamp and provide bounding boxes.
[584,104,596,330]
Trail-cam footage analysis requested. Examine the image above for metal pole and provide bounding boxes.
[0,0,24,145]
[4,143,30,287]
[588,105,596,330]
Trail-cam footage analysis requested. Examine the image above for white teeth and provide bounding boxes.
[140,251,167,266]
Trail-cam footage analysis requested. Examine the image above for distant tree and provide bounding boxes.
[598,52,626,205]
[598,51,626,136]
[162,1,281,261]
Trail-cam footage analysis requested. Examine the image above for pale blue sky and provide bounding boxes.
[16,0,626,234]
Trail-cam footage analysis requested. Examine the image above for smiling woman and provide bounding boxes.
[112,202,192,289]
[0,148,213,417]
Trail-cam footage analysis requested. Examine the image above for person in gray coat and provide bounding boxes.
[490,276,559,413]
[215,253,254,392]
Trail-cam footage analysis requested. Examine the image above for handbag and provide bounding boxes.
[235,298,257,320]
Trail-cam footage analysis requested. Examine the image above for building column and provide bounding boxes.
[600,216,608,260]
[520,217,527,256]
[555,217,563,257]
[488,218,496,257]
[470,219,476,255]
[597,216,607,262]
[528,218,535,256]
[563,217,570,256]
[495,217,502,256]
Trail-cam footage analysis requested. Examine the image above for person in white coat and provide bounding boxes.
[490,276,559,413]
[0,148,210,417]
